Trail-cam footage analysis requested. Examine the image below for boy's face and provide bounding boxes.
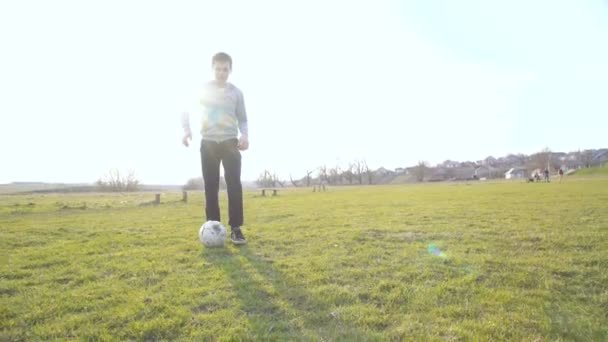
[213,61,231,84]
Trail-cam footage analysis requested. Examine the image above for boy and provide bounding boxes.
[181,52,249,245]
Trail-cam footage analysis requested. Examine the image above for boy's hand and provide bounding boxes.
[182,131,192,147]
[238,136,249,151]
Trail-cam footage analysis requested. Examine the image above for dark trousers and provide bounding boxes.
[200,139,243,228]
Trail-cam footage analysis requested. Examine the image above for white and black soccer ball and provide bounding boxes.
[199,220,227,247]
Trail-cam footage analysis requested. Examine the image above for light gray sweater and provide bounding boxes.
[182,81,248,141]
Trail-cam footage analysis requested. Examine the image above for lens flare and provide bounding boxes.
[427,244,446,258]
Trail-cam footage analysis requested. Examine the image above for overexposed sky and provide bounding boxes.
[1,0,607,184]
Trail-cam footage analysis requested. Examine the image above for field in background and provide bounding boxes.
[573,164,608,177]
[1,177,607,340]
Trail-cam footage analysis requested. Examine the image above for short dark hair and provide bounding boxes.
[212,52,232,69]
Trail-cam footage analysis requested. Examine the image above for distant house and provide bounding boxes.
[375,167,393,176]
[505,167,526,180]
[592,150,608,166]
[474,166,501,179]
[454,166,477,180]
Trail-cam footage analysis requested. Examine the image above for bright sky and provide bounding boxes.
[1,0,607,185]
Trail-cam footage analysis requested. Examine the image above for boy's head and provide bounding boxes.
[212,52,232,84]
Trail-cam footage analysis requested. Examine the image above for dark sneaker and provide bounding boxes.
[231,227,247,245]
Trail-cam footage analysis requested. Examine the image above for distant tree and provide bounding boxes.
[256,170,278,188]
[549,155,561,171]
[329,164,342,185]
[305,170,314,187]
[441,160,457,168]
[344,163,355,185]
[444,166,456,180]
[353,160,364,185]
[578,149,594,168]
[289,174,299,187]
[182,176,227,191]
[183,177,204,191]
[484,156,497,166]
[530,147,552,170]
[413,161,428,182]
[318,165,329,184]
[362,160,373,185]
[515,153,528,166]
[96,169,140,192]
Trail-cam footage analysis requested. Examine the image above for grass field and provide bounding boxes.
[573,165,608,177]
[1,177,607,341]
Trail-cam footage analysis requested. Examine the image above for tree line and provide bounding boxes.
[95,147,605,191]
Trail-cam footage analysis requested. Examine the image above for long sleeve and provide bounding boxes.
[181,111,191,132]
[236,90,248,137]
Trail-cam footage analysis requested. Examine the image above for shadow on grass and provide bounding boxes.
[202,246,377,340]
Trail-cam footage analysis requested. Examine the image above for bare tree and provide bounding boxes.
[305,170,313,187]
[345,163,355,185]
[515,153,528,166]
[530,147,552,170]
[329,165,342,185]
[275,173,285,188]
[256,170,275,188]
[289,174,299,187]
[318,165,329,184]
[96,169,140,192]
[550,155,561,171]
[362,160,373,185]
[353,160,364,185]
[256,170,285,188]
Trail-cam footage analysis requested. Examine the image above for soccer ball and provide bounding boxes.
[199,220,227,247]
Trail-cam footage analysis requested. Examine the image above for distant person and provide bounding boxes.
[181,52,249,245]
[544,168,550,183]
[558,168,564,182]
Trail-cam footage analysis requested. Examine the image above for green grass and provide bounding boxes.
[573,164,608,176]
[1,179,607,341]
